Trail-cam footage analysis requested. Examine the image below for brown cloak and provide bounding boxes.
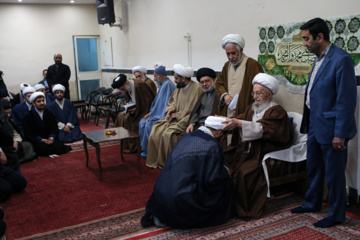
[115,79,155,152]
[145,78,158,97]
[215,58,264,116]
[225,104,292,219]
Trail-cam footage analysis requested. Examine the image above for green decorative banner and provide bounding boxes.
[258,15,360,93]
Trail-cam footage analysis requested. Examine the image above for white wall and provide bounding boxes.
[98,0,360,112]
[0,3,99,99]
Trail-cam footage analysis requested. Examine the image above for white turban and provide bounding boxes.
[52,84,66,93]
[221,34,245,49]
[34,84,45,91]
[173,64,194,78]
[29,92,44,103]
[20,83,31,91]
[132,66,147,74]
[252,73,279,95]
[22,86,36,96]
[205,116,227,130]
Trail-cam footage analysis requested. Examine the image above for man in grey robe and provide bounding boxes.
[186,67,218,134]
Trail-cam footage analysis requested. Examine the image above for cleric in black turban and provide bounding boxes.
[111,74,127,89]
[196,67,217,82]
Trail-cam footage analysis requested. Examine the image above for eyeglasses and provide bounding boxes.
[251,91,265,97]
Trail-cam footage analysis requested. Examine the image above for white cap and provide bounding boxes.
[252,73,279,94]
[52,84,66,93]
[29,92,45,103]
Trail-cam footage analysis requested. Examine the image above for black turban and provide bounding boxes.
[111,74,127,89]
[196,68,216,82]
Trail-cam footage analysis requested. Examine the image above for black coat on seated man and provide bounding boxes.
[23,93,71,156]
[143,125,235,229]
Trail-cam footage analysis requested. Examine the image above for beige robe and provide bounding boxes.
[146,82,203,169]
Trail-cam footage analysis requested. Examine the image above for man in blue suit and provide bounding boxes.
[291,18,357,228]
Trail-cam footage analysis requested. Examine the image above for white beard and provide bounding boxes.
[203,84,215,93]
[252,101,271,114]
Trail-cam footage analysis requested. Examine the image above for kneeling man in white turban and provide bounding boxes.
[146,64,203,169]
[222,73,292,219]
[48,84,83,143]
[142,116,235,229]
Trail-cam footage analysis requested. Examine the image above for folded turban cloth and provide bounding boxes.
[196,67,216,82]
[20,83,31,91]
[22,87,36,96]
[252,73,279,95]
[29,92,44,103]
[154,66,167,76]
[0,88,8,98]
[52,84,66,93]
[173,64,194,78]
[221,34,245,49]
[111,74,127,89]
[205,116,227,130]
[34,84,45,91]
[132,66,147,74]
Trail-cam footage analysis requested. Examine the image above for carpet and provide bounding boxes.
[2,145,161,240]
[15,194,360,239]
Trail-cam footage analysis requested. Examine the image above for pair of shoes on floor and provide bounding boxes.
[141,152,147,157]
[291,206,321,214]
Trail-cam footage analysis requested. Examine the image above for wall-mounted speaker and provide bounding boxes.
[96,0,116,24]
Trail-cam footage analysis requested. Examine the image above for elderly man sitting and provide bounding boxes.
[48,84,83,143]
[146,64,203,169]
[142,116,235,229]
[139,66,176,157]
[132,66,157,96]
[222,73,292,219]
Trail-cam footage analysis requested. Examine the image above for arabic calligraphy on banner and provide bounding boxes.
[258,15,360,93]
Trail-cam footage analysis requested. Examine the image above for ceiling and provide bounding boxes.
[0,0,95,4]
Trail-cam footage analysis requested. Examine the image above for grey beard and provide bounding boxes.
[203,84,215,93]
[252,101,271,114]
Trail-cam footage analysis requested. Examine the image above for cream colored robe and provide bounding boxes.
[146,81,203,169]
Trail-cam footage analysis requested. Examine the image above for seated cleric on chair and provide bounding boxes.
[142,116,235,229]
[222,73,292,219]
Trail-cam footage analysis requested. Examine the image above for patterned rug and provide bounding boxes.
[16,194,360,239]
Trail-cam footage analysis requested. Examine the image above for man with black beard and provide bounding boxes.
[46,53,71,99]
[146,64,203,169]
[222,73,292,219]
[186,67,219,133]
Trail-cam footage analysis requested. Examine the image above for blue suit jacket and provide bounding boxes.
[300,44,357,144]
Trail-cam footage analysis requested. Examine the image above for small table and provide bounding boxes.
[82,127,141,181]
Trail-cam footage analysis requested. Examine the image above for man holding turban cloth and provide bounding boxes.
[216,34,264,145]
[222,73,292,219]
[112,74,155,153]
[132,66,157,96]
[146,64,203,169]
